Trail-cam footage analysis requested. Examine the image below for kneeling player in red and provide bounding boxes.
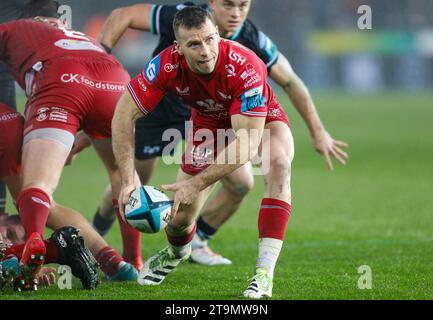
[0,99,135,290]
[0,0,143,273]
[113,7,305,298]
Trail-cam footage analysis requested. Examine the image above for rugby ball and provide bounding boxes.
[125,186,172,233]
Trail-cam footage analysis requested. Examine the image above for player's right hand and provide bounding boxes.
[118,184,136,218]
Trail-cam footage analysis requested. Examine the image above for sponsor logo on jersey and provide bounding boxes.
[36,107,50,122]
[225,64,236,77]
[229,50,246,65]
[241,63,257,80]
[243,73,262,89]
[176,86,190,96]
[49,107,68,123]
[36,107,68,123]
[164,63,179,72]
[268,107,281,118]
[196,99,225,112]
[54,39,103,53]
[241,86,266,113]
[217,91,232,100]
[0,112,21,122]
[142,146,162,155]
[137,75,148,93]
[145,55,161,84]
[60,74,126,91]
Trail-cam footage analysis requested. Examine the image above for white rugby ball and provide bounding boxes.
[125,186,172,233]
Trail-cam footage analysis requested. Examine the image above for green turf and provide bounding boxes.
[1,91,432,300]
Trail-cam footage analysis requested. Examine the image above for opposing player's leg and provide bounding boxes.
[92,184,116,236]
[91,137,143,271]
[191,163,254,265]
[243,120,294,299]
[138,168,215,286]
[48,203,137,281]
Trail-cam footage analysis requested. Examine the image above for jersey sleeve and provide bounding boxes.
[237,20,279,71]
[149,2,196,37]
[256,30,279,70]
[127,55,166,115]
[229,58,269,118]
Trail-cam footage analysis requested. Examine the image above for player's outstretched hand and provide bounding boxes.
[313,131,349,171]
[161,180,200,217]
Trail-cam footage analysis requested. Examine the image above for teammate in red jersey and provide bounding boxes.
[112,7,323,298]
[0,101,139,290]
[0,0,142,279]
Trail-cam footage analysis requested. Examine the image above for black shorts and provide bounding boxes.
[134,92,190,160]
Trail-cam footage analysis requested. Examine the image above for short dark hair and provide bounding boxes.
[172,6,212,38]
[19,0,61,19]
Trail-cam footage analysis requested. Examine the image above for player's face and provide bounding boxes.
[0,219,26,245]
[209,0,251,37]
[176,20,220,75]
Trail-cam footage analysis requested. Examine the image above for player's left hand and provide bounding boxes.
[313,131,349,171]
[161,180,201,217]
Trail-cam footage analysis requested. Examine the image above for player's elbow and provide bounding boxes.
[109,6,133,27]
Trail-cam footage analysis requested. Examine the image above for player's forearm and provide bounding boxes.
[112,96,137,186]
[284,77,326,138]
[98,4,152,50]
[98,8,132,49]
[194,133,260,191]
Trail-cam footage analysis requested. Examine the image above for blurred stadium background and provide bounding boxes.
[56,0,433,92]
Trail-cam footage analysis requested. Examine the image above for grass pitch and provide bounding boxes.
[1,91,433,300]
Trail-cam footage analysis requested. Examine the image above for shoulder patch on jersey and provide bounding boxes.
[144,55,161,84]
[241,85,266,113]
[229,50,247,65]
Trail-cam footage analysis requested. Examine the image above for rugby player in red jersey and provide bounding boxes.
[94,0,348,266]
[0,102,139,290]
[112,7,329,298]
[0,0,142,284]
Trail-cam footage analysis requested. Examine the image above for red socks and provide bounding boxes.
[95,246,124,276]
[4,239,59,263]
[17,188,51,236]
[258,198,291,240]
[112,199,142,267]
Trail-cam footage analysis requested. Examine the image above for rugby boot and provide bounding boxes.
[50,226,100,289]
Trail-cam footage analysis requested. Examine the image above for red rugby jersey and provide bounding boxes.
[0,19,112,89]
[128,39,282,130]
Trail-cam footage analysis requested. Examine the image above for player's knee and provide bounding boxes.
[270,157,291,179]
[166,218,194,235]
[232,176,254,198]
[223,169,254,199]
